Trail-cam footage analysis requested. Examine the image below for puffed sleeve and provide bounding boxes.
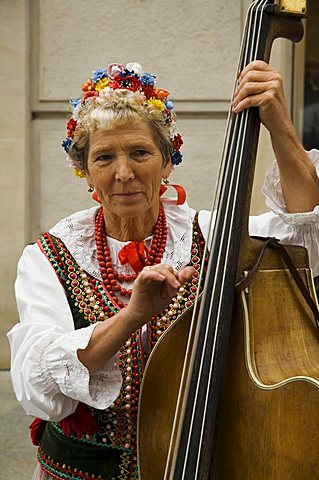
[7,243,122,421]
[249,149,319,277]
[198,150,319,277]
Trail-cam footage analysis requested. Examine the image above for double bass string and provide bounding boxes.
[171,1,270,478]
[190,0,268,475]
[204,0,257,237]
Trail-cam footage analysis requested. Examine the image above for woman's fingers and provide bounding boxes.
[127,264,197,326]
[238,59,274,79]
[142,264,181,289]
[142,264,181,298]
[232,60,289,132]
[234,74,281,111]
[176,266,196,285]
[140,264,196,299]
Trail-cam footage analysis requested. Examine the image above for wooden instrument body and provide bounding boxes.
[138,241,319,479]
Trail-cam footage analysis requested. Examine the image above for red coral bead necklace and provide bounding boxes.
[95,205,168,308]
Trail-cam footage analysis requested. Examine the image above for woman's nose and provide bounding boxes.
[114,157,134,182]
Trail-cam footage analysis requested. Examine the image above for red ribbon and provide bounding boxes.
[28,403,99,445]
[29,417,47,446]
[92,191,102,204]
[118,240,149,274]
[159,183,186,205]
[58,403,99,439]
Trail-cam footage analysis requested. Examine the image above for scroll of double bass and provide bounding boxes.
[138,1,319,478]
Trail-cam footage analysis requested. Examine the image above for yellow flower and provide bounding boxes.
[147,98,165,111]
[95,78,110,92]
[74,167,86,178]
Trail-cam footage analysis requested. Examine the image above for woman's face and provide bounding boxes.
[86,120,171,220]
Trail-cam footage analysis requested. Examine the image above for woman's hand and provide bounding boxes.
[78,264,196,373]
[124,264,196,331]
[232,60,319,213]
[232,60,290,135]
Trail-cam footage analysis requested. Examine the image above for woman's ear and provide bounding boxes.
[163,159,172,179]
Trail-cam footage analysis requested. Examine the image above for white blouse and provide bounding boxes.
[7,151,319,422]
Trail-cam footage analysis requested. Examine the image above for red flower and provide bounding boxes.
[81,79,95,92]
[142,85,156,99]
[81,91,98,104]
[155,88,170,101]
[172,134,183,151]
[164,109,172,125]
[66,118,77,138]
[108,75,141,92]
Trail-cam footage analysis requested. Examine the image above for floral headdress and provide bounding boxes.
[62,62,184,178]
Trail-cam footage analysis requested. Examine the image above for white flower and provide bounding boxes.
[106,63,125,80]
[72,104,81,121]
[65,154,81,169]
[98,87,113,100]
[126,62,144,76]
[169,121,178,137]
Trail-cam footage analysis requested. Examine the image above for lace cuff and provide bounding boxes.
[270,206,319,231]
[262,149,319,216]
[40,323,122,410]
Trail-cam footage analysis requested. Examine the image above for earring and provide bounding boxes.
[88,186,94,193]
[159,178,186,206]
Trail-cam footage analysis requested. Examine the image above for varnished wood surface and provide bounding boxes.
[212,289,319,478]
[213,246,319,479]
[138,244,319,479]
[138,305,194,479]
[246,268,319,386]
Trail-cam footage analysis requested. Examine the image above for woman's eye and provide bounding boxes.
[96,154,112,162]
[134,149,149,157]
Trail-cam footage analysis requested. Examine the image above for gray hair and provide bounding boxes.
[68,89,174,173]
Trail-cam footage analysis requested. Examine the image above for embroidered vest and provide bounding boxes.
[36,215,206,480]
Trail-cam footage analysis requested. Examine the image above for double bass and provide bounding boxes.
[138,1,319,478]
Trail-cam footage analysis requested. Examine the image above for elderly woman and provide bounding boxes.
[8,61,319,480]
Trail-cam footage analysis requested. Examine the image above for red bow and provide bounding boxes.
[159,183,186,205]
[118,241,149,274]
[29,403,100,445]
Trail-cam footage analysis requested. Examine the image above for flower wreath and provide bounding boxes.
[62,62,184,178]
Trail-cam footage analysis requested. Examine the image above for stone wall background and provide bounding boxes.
[0,0,300,369]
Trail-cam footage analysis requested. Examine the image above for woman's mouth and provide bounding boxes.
[113,192,141,197]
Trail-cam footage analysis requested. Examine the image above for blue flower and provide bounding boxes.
[62,138,72,152]
[91,69,107,83]
[140,72,156,86]
[171,151,183,165]
[119,69,128,77]
[69,98,81,109]
[165,97,174,110]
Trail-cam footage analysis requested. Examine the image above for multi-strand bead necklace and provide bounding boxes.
[94,205,168,308]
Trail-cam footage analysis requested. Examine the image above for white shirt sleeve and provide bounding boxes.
[248,209,319,277]
[7,243,122,421]
[250,149,319,277]
[199,150,319,277]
